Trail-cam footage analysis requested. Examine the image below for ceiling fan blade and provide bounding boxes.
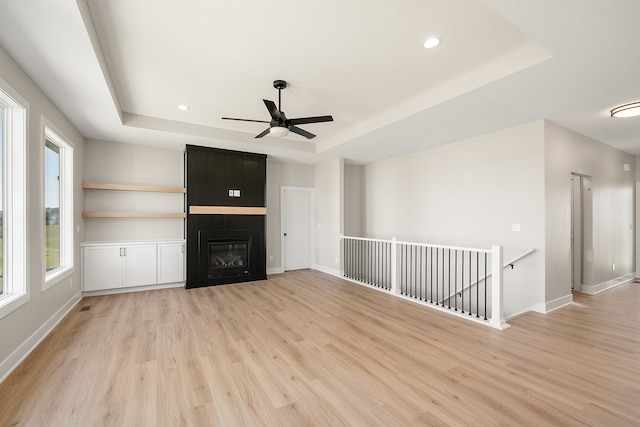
[289,125,316,140]
[263,99,282,121]
[288,115,334,125]
[255,127,271,138]
[221,117,270,123]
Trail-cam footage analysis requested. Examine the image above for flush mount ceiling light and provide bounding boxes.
[610,102,640,118]
[269,125,289,137]
[177,104,189,111]
[423,36,442,49]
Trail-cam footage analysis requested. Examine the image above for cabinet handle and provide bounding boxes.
[124,247,127,257]
[181,244,185,254]
[119,247,123,257]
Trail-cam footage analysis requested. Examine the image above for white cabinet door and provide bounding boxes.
[157,242,185,284]
[123,244,157,287]
[83,245,123,291]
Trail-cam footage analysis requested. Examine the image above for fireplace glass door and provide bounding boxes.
[207,238,251,278]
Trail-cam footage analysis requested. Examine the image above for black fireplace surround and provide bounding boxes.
[185,145,267,288]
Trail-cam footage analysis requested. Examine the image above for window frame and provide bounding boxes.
[43,122,74,290]
[0,79,28,320]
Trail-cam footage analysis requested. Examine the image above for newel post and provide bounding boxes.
[390,237,400,294]
[490,245,509,329]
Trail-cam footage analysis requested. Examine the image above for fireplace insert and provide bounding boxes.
[208,238,251,279]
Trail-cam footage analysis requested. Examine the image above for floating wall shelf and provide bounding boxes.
[82,212,186,218]
[82,182,186,193]
[82,182,186,218]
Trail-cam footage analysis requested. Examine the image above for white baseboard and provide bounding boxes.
[312,264,341,278]
[581,273,635,295]
[548,294,574,312]
[0,291,82,384]
[267,267,285,275]
[532,294,573,314]
[83,282,184,297]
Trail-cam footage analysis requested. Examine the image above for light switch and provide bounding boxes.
[512,224,521,232]
[228,190,234,197]
[233,190,240,197]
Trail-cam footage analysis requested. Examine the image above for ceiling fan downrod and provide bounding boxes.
[273,79,287,114]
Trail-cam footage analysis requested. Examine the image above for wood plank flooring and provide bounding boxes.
[0,270,638,426]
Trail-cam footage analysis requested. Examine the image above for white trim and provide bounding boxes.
[82,281,183,297]
[581,273,635,295]
[0,292,82,384]
[312,264,340,278]
[267,267,285,275]
[533,294,573,314]
[280,186,315,272]
[43,122,74,291]
[0,78,29,320]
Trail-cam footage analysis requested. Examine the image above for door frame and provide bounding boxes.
[570,175,583,292]
[570,172,593,294]
[280,186,315,272]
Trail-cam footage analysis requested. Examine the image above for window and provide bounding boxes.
[43,125,73,289]
[0,108,3,295]
[0,82,28,319]
[45,138,61,271]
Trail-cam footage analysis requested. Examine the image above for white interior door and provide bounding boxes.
[282,187,313,271]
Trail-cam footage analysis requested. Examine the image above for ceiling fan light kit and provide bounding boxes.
[610,101,640,118]
[269,126,289,137]
[222,80,333,139]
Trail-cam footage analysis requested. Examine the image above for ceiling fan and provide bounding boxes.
[222,80,333,139]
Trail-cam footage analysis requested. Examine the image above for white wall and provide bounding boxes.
[265,158,314,272]
[83,139,184,242]
[0,45,85,378]
[344,163,364,237]
[361,121,547,317]
[544,121,635,301]
[314,158,343,275]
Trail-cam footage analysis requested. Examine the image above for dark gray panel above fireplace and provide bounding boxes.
[185,145,267,288]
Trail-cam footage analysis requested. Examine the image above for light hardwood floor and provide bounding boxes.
[1,270,639,426]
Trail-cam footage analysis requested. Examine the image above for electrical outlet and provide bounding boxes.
[512,224,521,232]
[269,255,273,262]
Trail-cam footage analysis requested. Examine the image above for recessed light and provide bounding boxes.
[423,36,442,49]
[610,102,640,118]
[177,104,190,111]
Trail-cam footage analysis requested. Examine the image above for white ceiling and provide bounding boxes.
[0,0,639,164]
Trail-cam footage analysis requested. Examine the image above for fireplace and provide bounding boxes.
[207,237,251,279]
[186,144,267,289]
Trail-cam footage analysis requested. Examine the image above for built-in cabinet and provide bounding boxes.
[82,240,185,292]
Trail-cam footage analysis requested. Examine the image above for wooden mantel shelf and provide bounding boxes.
[190,206,267,215]
[82,182,186,193]
[82,212,186,218]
